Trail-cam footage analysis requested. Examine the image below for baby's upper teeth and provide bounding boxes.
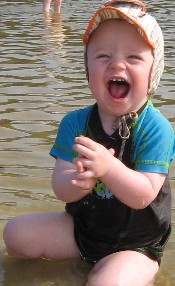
[112,79,124,82]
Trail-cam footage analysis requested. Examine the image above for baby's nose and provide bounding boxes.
[109,58,126,70]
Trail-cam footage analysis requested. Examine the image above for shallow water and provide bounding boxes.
[0,0,175,285]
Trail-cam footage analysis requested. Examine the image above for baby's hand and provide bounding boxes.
[73,136,115,179]
[71,157,97,191]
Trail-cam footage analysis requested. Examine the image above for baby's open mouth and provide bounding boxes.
[108,79,129,99]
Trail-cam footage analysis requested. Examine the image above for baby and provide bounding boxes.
[3,1,175,285]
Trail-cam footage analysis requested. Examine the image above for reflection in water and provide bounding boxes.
[43,12,65,42]
[1,255,91,286]
[0,0,175,285]
[42,13,66,81]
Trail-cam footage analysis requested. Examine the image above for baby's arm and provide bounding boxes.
[51,158,97,203]
[73,136,166,209]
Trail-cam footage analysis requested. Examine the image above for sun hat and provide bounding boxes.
[83,0,164,97]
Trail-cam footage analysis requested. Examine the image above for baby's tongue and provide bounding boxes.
[110,81,128,99]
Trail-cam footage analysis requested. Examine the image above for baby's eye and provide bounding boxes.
[97,54,110,59]
[128,55,142,60]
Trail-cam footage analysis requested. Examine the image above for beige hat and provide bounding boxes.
[83,0,164,97]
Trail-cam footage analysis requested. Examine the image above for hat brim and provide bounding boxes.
[83,6,154,48]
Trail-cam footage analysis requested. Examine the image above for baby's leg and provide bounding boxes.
[3,212,80,260]
[86,250,159,286]
[43,0,52,13]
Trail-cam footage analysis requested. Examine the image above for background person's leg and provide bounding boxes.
[54,0,62,13]
[43,0,52,13]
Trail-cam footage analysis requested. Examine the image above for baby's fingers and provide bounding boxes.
[73,159,85,173]
[109,148,115,156]
[71,176,93,190]
[76,170,94,180]
[74,136,96,151]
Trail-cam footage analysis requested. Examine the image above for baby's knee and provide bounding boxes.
[86,270,155,286]
[4,217,19,242]
[3,216,29,256]
[86,271,115,286]
[85,273,100,286]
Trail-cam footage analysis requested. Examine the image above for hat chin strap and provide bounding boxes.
[112,111,138,160]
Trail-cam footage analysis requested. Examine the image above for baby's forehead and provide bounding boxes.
[86,19,151,49]
[88,18,126,38]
